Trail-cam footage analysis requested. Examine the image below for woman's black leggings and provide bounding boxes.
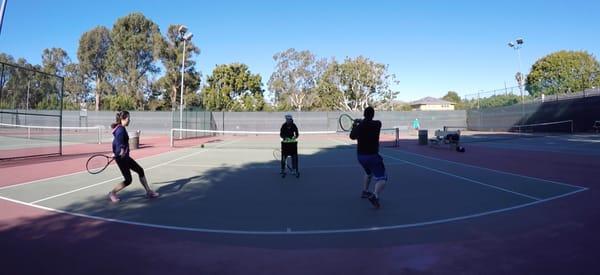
[115,157,145,186]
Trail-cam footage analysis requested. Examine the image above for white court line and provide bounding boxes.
[197,137,245,149]
[330,137,541,200]
[27,139,242,204]
[166,162,408,169]
[389,149,588,190]
[0,137,590,235]
[0,146,194,191]
[379,153,542,201]
[547,135,600,141]
[0,188,587,235]
[330,138,351,146]
[0,136,241,191]
[29,150,205,204]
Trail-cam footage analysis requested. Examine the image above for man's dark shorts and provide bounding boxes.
[357,154,387,181]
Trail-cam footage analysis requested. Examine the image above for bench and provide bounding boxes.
[429,129,461,150]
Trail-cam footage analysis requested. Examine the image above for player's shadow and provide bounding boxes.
[107,175,204,202]
[153,176,202,195]
[0,139,449,252]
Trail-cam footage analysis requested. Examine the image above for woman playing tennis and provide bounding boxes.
[108,111,159,203]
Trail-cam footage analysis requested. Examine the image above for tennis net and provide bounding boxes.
[0,123,104,144]
[508,120,574,134]
[452,120,574,144]
[170,128,401,149]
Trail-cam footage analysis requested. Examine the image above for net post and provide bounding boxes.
[395,127,400,147]
[170,128,174,147]
[97,127,101,144]
[570,120,574,133]
[0,63,4,105]
[59,77,64,156]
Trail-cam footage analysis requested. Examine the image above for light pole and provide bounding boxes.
[508,37,525,117]
[178,25,193,138]
[0,0,7,36]
[26,80,30,111]
[389,89,393,111]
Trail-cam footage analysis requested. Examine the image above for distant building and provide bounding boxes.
[410,97,455,111]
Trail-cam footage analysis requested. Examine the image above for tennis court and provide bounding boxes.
[3,1,600,272]
[0,129,587,234]
[1,123,598,274]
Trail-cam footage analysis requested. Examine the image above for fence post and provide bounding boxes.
[0,63,4,107]
[59,77,64,156]
[571,120,574,133]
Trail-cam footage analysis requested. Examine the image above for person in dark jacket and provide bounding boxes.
[280,114,299,177]
[350,107,387,209]
[108,111,159,203]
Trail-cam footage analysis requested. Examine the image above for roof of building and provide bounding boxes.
[410,97,454,106]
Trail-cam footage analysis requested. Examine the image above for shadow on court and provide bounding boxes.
[0,140,582,239]
[1,140,599,274]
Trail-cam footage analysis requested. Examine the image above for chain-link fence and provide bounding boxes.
[467,95,600,132]
[171,108,217,139]
[464,85,600,110]
[1,61,65,159]
[209,111,467,133]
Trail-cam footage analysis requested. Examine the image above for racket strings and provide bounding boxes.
[339,114,355,131]
[87,155,111,174]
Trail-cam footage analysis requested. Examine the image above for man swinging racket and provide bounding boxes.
[350,107,387,209]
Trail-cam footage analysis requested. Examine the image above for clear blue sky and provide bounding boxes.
[1,0,598,101]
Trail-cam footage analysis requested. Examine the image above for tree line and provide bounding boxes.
[526,51,600,96]
[0,12,401,112]
[2,13,202,112]
[447,51,600,109]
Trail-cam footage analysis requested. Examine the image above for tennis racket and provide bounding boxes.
[86,154,114,174]
[273,149,293,170]
[339,114,362,132]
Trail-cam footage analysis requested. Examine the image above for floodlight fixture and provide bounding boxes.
[516,38,524,45]
[178,25,188,35]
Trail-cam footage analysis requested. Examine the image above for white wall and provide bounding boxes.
[413,104,455,111]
